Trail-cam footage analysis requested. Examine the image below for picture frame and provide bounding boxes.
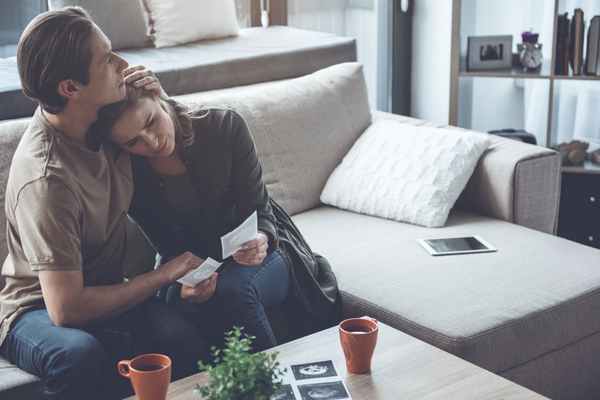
[467,35,513,71]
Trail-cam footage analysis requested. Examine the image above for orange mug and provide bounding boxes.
[118,354,171,400]
[339,317,378,374]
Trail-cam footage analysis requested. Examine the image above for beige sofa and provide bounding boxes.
[2,62,600,400]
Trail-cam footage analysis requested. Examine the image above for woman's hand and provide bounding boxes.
[181,272,218,303]
[233,232,269,266]
[123,65,168,100]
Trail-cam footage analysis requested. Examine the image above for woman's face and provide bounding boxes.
[108,96,176,157]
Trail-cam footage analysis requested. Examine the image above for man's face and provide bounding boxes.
[76,26,129,108]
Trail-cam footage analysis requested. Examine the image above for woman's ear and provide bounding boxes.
[57,80,80,100]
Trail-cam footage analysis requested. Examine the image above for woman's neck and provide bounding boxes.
[149,148,188,176]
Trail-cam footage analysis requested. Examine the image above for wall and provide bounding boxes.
[410,0,452,125]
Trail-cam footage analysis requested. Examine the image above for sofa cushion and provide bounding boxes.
[0,58,38,121]
[143,0,239,48]
[117,26,357,98]
[0,118,31,293]
[174,62,372,215]
[48,0,152,51]
[0,356,44,399]
[370,110,561,235]
[0,26,356,121]
[320,120,491,227]
[292,205,600,374]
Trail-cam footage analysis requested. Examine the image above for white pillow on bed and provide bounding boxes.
[320,120,492,228]
[143,0,239,48]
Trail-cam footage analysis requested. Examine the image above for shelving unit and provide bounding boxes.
[449,0,600,177]
[449,0,600,249]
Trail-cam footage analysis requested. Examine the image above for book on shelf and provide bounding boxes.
[555,13,570,75]
[586,16,600,76]
[569,8,585,76]
[596,17,600,76]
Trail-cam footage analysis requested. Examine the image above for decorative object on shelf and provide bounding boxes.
[585,15,600,76]
[260,0,270,27]
[569,8,585,76]
[195,327,286,399]
[467,35,513,71]
[556,140,589,165]
[518,31,543,71]
[488,129,537,145]
[592,149,600,165]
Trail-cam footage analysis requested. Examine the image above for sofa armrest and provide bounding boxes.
[370,110,561,235]
[456,135,561,234]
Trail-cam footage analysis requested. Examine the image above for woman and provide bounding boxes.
[92,85,341,351]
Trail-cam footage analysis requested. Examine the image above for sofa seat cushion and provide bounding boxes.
[292,206,600,373]
[117,26,356,99]
[0,356,44,399]
[0,26,356,121]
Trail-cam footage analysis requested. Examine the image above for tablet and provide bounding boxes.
[417,236,496,256]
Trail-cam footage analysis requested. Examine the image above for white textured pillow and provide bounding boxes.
[143,0,239,48]
[320,121,492,228]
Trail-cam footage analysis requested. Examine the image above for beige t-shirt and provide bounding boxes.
[0,108,133,345]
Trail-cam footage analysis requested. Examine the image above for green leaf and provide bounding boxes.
[194,327,285,399]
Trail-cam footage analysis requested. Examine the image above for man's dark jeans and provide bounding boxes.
[0,298,207,399]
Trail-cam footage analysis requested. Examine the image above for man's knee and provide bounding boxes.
[44,335,114,400]
[49,335,110,376]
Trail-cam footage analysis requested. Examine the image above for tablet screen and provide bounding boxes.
[417,236,496,256]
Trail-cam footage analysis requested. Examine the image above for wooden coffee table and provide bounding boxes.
[125,320,547,399]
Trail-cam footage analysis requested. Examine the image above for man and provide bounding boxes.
[0,7,208,399]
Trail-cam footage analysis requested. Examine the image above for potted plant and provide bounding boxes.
[196,327,286,400]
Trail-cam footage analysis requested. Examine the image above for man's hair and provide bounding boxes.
[17,6,96,114]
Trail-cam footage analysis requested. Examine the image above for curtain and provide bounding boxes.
[234,0,251,28]
[287,0,379,108]
[288,0,349,35]
[0,0,47,58]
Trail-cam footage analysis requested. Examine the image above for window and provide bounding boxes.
[0,0,47,58]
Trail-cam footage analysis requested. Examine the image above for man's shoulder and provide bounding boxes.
[9,117,57,186]
[7,114,80,205]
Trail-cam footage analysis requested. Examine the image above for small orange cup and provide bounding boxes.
[339,317,378,374]
[118,354,171,400]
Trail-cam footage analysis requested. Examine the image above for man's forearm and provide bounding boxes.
[39,252,202,327]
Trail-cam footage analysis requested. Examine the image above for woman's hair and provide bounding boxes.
[18,7,96,115]
[92,85,208,148]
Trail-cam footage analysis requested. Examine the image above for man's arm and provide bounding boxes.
[39,251,202,327]
[14,179,203,328]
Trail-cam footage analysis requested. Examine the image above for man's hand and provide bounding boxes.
[233,232,268,266]
[181,272,218,303]
[123,65,168,100]
[160,252,205,284]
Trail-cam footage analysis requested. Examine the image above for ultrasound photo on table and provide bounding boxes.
[291,360,338,381]
[297,382,350,400]
[271,384,296,400]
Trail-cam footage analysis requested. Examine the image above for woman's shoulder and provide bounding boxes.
[190,102,247,137]
[193,101,242,122]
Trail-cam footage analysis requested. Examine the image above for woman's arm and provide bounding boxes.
[127,161,188,265]
[226,110,278,265]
